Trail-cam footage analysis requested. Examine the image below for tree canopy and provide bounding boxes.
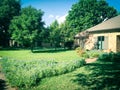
[0,0,119,50]
[0,0,21,47]
[49,20,61,48]
[65,0,118,40]
[9,6,44,47]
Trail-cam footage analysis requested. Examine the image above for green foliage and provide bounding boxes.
[64,40,74,49]
[0,0,21,47]
[98,52,120,62]
[91,53,100,58]
[76,48,103,59]
[9,6,44,47]
[76,47,89,58]
[65,0,118,40]
[1,58,85,88]
[49,20,61,48]
[85,50,103,58]
[29,58,120,90]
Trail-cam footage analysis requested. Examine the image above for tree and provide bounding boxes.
[49,20,61,49]
[0,0,21,47]
[65,0,118,40]
[59,22,74,49]
[9,6,44,50]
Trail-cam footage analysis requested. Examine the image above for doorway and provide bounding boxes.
[117,35,120,52]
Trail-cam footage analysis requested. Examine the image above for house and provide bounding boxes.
[75,15,120,52]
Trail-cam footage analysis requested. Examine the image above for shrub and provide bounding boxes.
[64,40,74,49]
[98,53,110,61]
[110,52,120,62]
[1,58,85,88]
[76,47,89,58]
[91,53,100,58]
[87,50,103,58]
[81,53,89,58]
[98,52,120,62]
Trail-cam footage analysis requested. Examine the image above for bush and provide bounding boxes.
[110,52,120,62]
[64,40,74,49]
[87,50,103,58]
[76,47,89,58]
[91,53,100,58]
[1,58,85,88]
[98,52,120,62]
[98,53,110,61]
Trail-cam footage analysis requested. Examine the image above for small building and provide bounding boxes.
[75,15,120,52]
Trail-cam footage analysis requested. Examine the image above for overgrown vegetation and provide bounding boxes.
[76,47,102,59]
[0,50,85,88]
[23,60,120,90]
[1,58,85,88]
[27,52,120,90]
[98,52,120,62]
[0,50,120,90]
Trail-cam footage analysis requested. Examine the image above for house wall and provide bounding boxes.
[92,32,120,52]
[84,35,95,50]
[75,31,120,52]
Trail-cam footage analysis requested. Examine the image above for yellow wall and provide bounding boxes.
[93,32,120,52]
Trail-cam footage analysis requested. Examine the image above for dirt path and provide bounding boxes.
[0,58,16,90]
[85,58,97,63]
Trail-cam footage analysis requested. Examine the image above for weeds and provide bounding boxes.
[1,58,85,88]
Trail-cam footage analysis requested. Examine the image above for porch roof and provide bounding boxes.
[75,31,89,38]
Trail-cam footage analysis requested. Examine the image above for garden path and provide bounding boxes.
[85,58,97,63]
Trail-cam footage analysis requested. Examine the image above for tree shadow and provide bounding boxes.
[72,62,120,90]
[0,79,8,90]
[32,48,70,53]
[0,47,30,51]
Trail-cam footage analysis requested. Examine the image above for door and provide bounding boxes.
[97,36,104,49]
[117,35,120,52]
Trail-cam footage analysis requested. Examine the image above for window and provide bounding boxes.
[97,36,104,49]
[98,36,104,41]
[94,36,108,50]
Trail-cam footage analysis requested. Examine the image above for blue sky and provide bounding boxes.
[21,0,120,26]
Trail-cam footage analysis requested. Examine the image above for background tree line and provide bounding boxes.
[0,0,119,49]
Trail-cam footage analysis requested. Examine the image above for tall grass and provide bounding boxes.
[1,58,85,88]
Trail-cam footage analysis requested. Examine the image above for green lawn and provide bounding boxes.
[0,49,85,89]
[0,49,120,90]
[20,60,120,90]
[0,49,81,62]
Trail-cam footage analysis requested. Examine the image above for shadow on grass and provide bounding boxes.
[0,47,30,51]
[32,48,70,53]
[72,61,120,90]
[0,79,7,90]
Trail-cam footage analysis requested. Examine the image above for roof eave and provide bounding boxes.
[88,28,120,33]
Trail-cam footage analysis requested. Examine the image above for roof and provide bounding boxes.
[75,31,89,38]
[86,15,120,32]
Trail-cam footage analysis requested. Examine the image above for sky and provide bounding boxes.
[21,0,120,26]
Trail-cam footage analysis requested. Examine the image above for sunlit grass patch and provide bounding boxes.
[0,50,85,88]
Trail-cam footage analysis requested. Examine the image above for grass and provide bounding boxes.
[21,61,120,90]
[0,49,120,90]
[0,49,85,88]
[0,49,81,62]
[1,58,85,88]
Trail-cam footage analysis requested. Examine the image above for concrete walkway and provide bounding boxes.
[85,58,97,63]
